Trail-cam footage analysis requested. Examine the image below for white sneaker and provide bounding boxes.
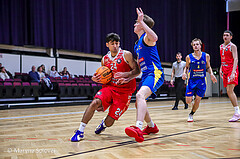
[187,114,193,122]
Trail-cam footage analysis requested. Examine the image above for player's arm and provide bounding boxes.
[230,44,238,81]
[170,66,175,85]
[182,55,189,80]
[91,58,103,83]
[206,53,217,83]
[115,51,140,85]
[136,8,158,46]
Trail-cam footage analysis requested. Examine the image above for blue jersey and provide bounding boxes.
[189,52,206,79]
[134,33,163,78]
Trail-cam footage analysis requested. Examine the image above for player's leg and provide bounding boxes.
[187,95,202,122]
[227,84,240,122]
[71,98,102,142]
[172,78,180,110]
[95,115,115,134]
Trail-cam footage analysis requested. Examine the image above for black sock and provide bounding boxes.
[190,110,195,115]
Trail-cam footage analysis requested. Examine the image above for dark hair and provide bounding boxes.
[176,52,182,56]
[106,33,120,43]
[37,66,42,72]
[224,30,233,36]
[51,66,55,71]
[143,14,155,28]
[0,67,3,72]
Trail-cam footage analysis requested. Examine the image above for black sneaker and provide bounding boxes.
[172,106,178,110]
[184,104,188,109]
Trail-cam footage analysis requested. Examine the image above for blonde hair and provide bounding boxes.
[191,38,202,46]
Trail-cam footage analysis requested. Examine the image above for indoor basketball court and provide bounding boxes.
[0,97,240,158]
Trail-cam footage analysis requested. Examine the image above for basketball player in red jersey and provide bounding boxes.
[71,33,140,142]
[220,30,239,122]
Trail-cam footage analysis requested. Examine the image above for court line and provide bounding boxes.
[52,126,215,159]
[0,100,238,120]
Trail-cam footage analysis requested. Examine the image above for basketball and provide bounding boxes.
[95,66,112,84]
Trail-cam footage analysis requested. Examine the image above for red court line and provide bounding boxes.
[202,146,214,148]
[153,143,166,145]
[109,141,121,142]
[228,149,240,151]
[48,138,58,140]
[177,144,190,146]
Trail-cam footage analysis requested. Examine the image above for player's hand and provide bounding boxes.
[182,73,187,80]
[211,74,217,84]
[96,106,104,112]
[170,80,174,85]
[136,8,144,23]
[91,73,101,83]
[116,78,129,85]
[229,72,235,82]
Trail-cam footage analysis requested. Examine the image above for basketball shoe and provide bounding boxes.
[187,114,193,122]
[229,114,240,122]
[142,124,159,135]
[71,130,84,142]
[95,119,106,134]
[125,126,144,143]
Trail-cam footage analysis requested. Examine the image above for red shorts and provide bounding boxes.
[222,66,239,88]
[94,86,132,120]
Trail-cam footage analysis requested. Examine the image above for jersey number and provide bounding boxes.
[115,108,123,117]
[110,62,117,71]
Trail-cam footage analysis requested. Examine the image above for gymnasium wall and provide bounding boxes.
[0,53,100,76]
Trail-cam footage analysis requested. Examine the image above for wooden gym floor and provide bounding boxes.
[0,97,239,159]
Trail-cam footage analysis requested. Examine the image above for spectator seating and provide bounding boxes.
[0,74,177,101]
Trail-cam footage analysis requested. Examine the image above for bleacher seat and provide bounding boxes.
[13,82,23,98]
[22,82,31,97]
[58,83,67,97]
[0,82,3,98]
[31,82,40,97]
[4,82,14,98]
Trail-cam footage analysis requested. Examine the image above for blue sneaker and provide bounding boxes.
[95,120,106,134]
[71,130,84,142]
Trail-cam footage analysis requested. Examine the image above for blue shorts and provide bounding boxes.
[139,72,164,99]
[185,78,206,97]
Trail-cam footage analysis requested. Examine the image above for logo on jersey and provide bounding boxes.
[201,61,205,64]
[116,58,122,64]
[96,91,102,95]
[225,48,228,51]
[139,57,144,63]
[187,92,192,95]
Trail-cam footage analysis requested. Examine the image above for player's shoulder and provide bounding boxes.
[231,42,237,48]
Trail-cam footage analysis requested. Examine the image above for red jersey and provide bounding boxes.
[102,49,136,93]
[220,42,237,72]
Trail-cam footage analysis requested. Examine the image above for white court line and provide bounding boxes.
[0,100,238,120]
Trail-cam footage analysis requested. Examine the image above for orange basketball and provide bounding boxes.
[95,66,112,84]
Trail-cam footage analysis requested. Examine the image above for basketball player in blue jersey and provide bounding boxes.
[182,38,217,122]
[118,8,164,142]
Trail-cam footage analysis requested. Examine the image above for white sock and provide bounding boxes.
[136,121,143,129]
[147,120,155,127]
[234,106,240,114]
[78,122,87,132]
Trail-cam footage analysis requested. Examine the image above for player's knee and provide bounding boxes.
[90,98,101,110]
[136,92,145,101]
[186,98,192,104]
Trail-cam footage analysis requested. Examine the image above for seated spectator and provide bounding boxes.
[0,67,10,80]
[38,66,53,90]
[49,66,61,78]
[40,64,46,73]
[37,66,46,81]
[29,66,40,82]
[0,63,13,79]
[59,67,71,78]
